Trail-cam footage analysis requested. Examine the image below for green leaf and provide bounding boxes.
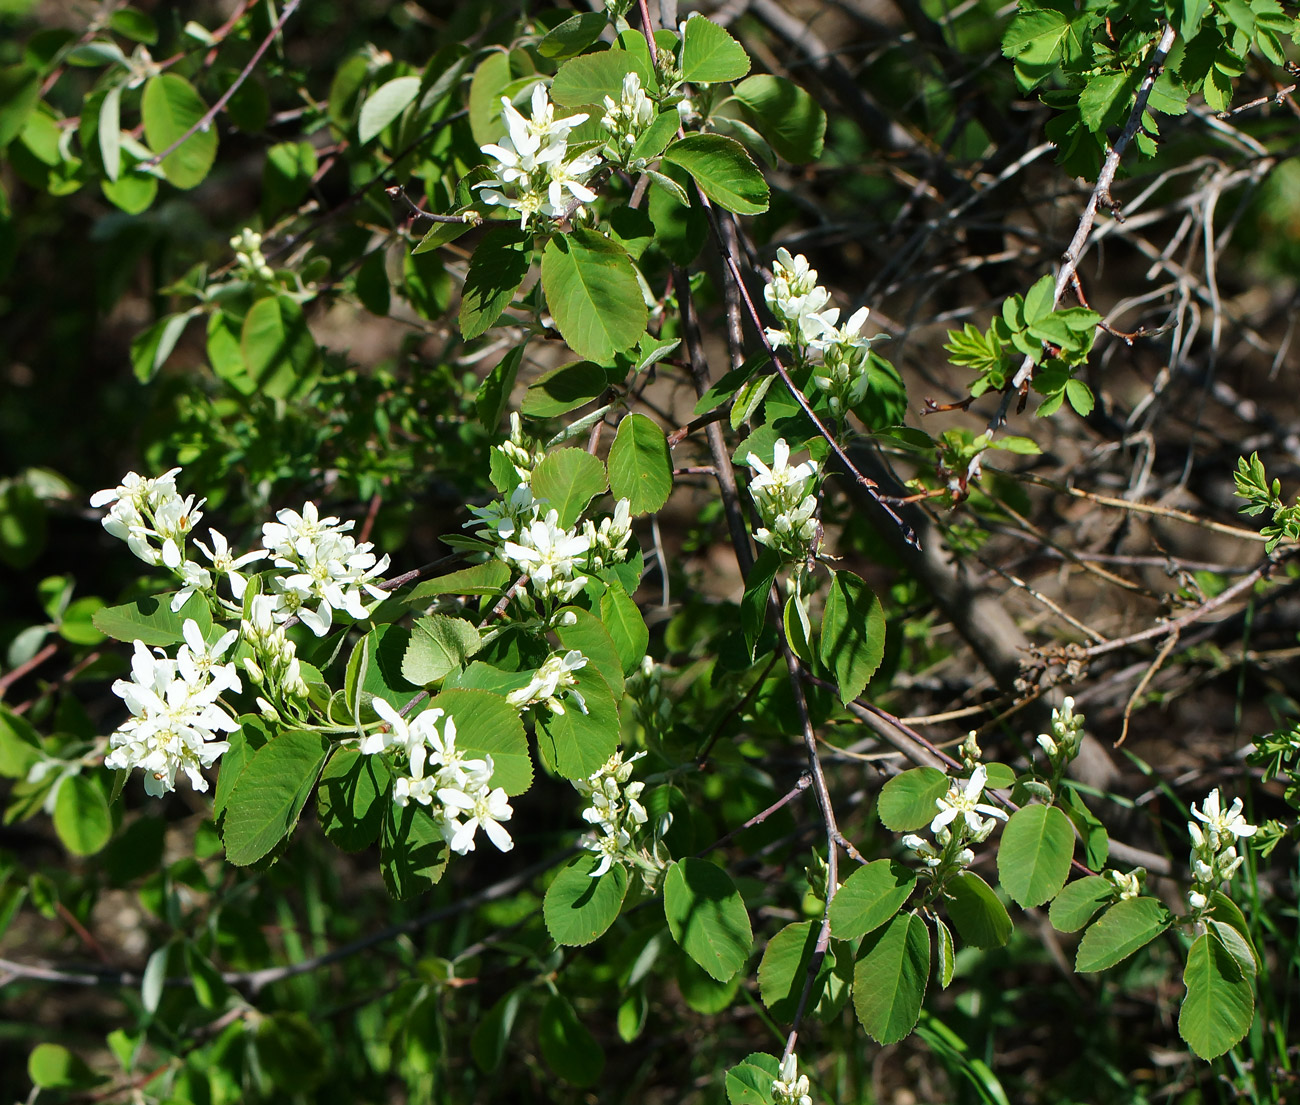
[1048,875,1113,932]
[472,987,525,1073]
[358,75,420,144]
[630,109,681,162]
[1206,891,1259,968]
[647,162,706,265]
[663,857,753,982]
[222,731,330,866]
[1065,377,1094,416]
[1021,275,1056,323]
[541,230,648,362]
[741,547,781,656]
[1208,919,1257,978]
[678,953,742,1014]
[539,993,604,1087]
[430,688,531,795]
[52,775,112,856]
[853,911,930,1045]
[544,853,630,946]
[402,615,482,685]
[608,412,673,515]
[1075,896,1172,972]
[141,73,217,189]
[241,295,321,400]
[28,1044,102,1091]
[1079,69,1139,133]
[468,51,513,147]
[256,1011,327,1093]
[460,227,532,340]
[819,569,886,704]
[381,800,448,899]
[538,12,610,58]
[130,308,199,382]
[406,560,511,603]
[945,871,1013,949]
[477,344,524,430]
[317,748,391,852]
[757,920,840,1021]
[530,447,608,529]
[0,706,42,779]
[1179,931,1255,1059]
[996,803,1074,908]
[0,66,41,150]
[1060,786,1108,869]
[680,14,751,83]
[732,75,826,163]
[933,915,955,988]
[109,9,157,43]
[551,50,654,108]
[726,1052,780,1105]
[829,858,917,939]
[521,360,608,419]
[98,84,122,181]
[537,667,620,780]
[92,592,211,647]
[662,134,769,215]
[556,606,625,698]
[877,766,949,832]
[600,582,649,675]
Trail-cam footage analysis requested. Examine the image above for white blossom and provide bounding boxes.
[1191,788,1258,850]
[574,750,650,876]
[745,439,820,558]
[501,509,591,603]
[194,528,267,599]
[507,650,588,715]
[773,1053,813,1105]
[931,764,1008,836]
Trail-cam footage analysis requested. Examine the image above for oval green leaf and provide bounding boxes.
[358,75,420,144]
[680,15,751,84]
[828,858,916,940]
[430,688,531,795]
[1048,875,1113,932]
[541,230,647,362]
[544,853,630,946]
[996,803,1074,908]
[222,730,330,866]
[819,569,886,705]
[521,360,608,419]
[662,134,769,215]
[663,857,752,982]
[732,75,826,164]
[530,447,608,529]
[536,667,619,780]
[877,766,948,832]
[853,910,930,1045]
[608,412,673,515]
[539,993,604,1087]
[945,871,1013,949]
[1075,895,1172,972]
[53,774,112,856]
[1179,930,1255,1059]
[141,73,217,189]
[459,226,532,340]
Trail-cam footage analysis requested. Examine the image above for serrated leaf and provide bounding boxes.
[460,227,532,340]
[544,853,629,946]
[996,804,1074,907]
[406,560,511,603]
[829,859,917,939]
[141,73,217,189]
[853,911,930,1044]
[241,295,321,400]
[945,871,1013,949]
[1075,896,1172,972]
[600,582,648,675]
[536,667,620,780]
[541,230,648,362]
[878,766,949,831]
[551,49,655,107]
[538,12,609,59]
[381,800,448,899]
[521,360,608,419]
[430,688,531,795]
[222,731,330,866]
[664,858,752,982]
[819,569,886,704]
[92,593,211,647]
[726,1053,780,1105]
[1179,931,1255,1059]
[741,547,781,656]
[1048,875,1113,932]
[529,447,608,529]
[608,412,673,514]
[317,748,391,852]
[468,51,513,147]
[402,615,482,685]
[680,14,751,83]
[732,75,825,163]
[662,134,769,215]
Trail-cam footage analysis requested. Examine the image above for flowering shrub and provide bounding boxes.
[2,1,1300,1102]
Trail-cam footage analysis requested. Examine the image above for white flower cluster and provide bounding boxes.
[1186,788,1257,912]
[745,439,820,560]
[901,764,1007,873]
[763,248,876,415]
[497,413,546,487]
[575,749,649,877]
[477,83,602,230]
[361,699,514,854]
[582,497,633,569]
[231,227,274,283]
[772,1053,813,1105]
[92,468,208,582]
[1037,695,1084,767]
[262,501,390,637]
[507,650,588,716]
[1107,867,1143,900]
[104,620,241,796]
[600,72,655,160]
[502,509,593,604]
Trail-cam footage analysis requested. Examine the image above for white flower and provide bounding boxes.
[92,467,205,568]
[507,650,588,715]
[465,483,540,541]
[194,528,267,599]
[763,248,833,350]
[601,72,655,155]
[170,560,213,612]
[501,509,591,602]
[1190,788,1257,850]
[442,785,514,854]
[931,765,1008,836]
[746,440,820,558]
[574,749,649,875]
[773,1053,813,1105]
